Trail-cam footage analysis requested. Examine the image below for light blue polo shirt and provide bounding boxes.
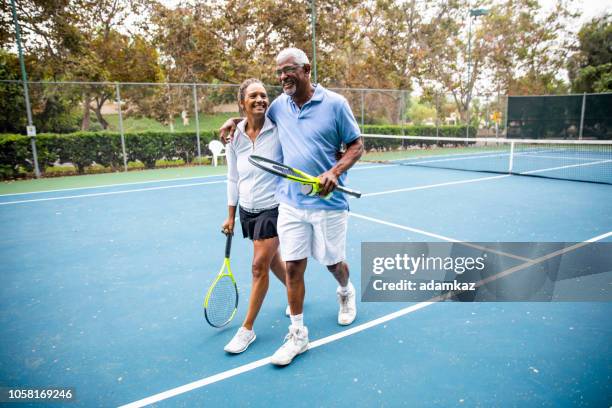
[267,85,361,210]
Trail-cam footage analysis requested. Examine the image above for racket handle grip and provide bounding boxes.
[224,233,233,258]
[337,185,362,198]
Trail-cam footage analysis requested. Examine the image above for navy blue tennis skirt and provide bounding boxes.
[239,206,279,240]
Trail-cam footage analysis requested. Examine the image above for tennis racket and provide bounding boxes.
[248,155,361,198]
[204,233,239,328]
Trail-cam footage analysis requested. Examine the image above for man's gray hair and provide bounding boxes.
[276,48,310,65]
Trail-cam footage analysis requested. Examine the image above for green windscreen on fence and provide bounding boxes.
[583,93,612,140]
[507,94,611,140]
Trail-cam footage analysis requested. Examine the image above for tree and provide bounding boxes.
[417,0,577,122]
[568,14,612,93]
[72,30,163,130]
[481,0,577,95]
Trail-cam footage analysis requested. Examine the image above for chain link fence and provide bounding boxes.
[5,80,608,178]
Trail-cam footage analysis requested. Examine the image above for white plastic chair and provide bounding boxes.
[208,140,226,167]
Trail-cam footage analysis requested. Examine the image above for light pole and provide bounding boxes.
[10,0,40,177]
[311,0,317,84]
[466,7,488,138]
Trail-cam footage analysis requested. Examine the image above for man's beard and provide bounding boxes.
[283,82,297,96]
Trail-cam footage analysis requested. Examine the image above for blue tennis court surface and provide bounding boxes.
[1,163,611,407]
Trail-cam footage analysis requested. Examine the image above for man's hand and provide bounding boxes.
[317,170,339,197]
[219,117,242,143]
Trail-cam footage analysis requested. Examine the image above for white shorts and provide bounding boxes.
[277,203,348,266]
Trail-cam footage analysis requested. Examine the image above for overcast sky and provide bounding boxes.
[542,0,611,24]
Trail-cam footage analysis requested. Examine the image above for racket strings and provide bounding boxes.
[205,275,237,327]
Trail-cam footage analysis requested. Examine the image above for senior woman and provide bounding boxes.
[221,78,287,353]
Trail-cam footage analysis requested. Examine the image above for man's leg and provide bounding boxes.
[331,261,356,326]
[312,209,356,325]
[326,261,349,287]
[286,259,307,316]
[271,204,310,366]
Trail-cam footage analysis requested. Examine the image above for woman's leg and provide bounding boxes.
[269,241,287,286]
[242,237,279,330]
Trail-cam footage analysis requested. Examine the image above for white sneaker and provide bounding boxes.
[285,305,291,317]
[337,282,357,325]
[270,325,309,366]
[223,327,256,354]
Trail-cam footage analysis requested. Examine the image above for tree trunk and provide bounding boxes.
[93,96,109,129]
[81,93,91,131]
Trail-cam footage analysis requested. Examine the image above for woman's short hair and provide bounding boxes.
[237,78,264,115]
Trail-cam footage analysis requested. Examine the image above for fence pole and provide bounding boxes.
[436,93,440,137]
[115,83,128,172]
[193,84,202,160]
[503,95,509,138]
[399,90,405,136]
[495,93,499,138]
[484,99,489,137]
[578,92,586,140]
[465,99,470,138]
[360,90,365,134]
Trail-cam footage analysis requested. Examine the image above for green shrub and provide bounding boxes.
[44,165,77,177]
[127,161,145,170]
[155,158,185,168]
[191,156,212,165]
[84,163,111,174]
[0,134,31,179]
[0,130,220,179]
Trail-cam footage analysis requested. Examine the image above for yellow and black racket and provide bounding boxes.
[248,155,362,198]
[204,232,238,328]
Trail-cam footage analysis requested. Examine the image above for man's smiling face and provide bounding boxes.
[276,56,309,97]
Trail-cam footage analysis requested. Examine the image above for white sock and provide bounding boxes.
[240,327,254,335]
[338,280,352,296]
[290,313,304,328]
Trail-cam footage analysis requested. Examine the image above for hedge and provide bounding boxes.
[0,125,472,179]
[361,124,476,151]
[0,130,218,179]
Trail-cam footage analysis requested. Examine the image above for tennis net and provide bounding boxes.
[360,134,612,185]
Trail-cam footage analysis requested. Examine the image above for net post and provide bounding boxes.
[193,83,202,160]
[578,92,586,140]
[508,141,515,173]
[115,82,128,172]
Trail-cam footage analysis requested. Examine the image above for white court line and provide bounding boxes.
[1,166,509,206]
[349,212,532,262]
[352,164,400,171]
[362,174,509,197]
[0,180,227,206]
[117,302,434,408]
[118,230,612,408]
[0,173,227,197]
